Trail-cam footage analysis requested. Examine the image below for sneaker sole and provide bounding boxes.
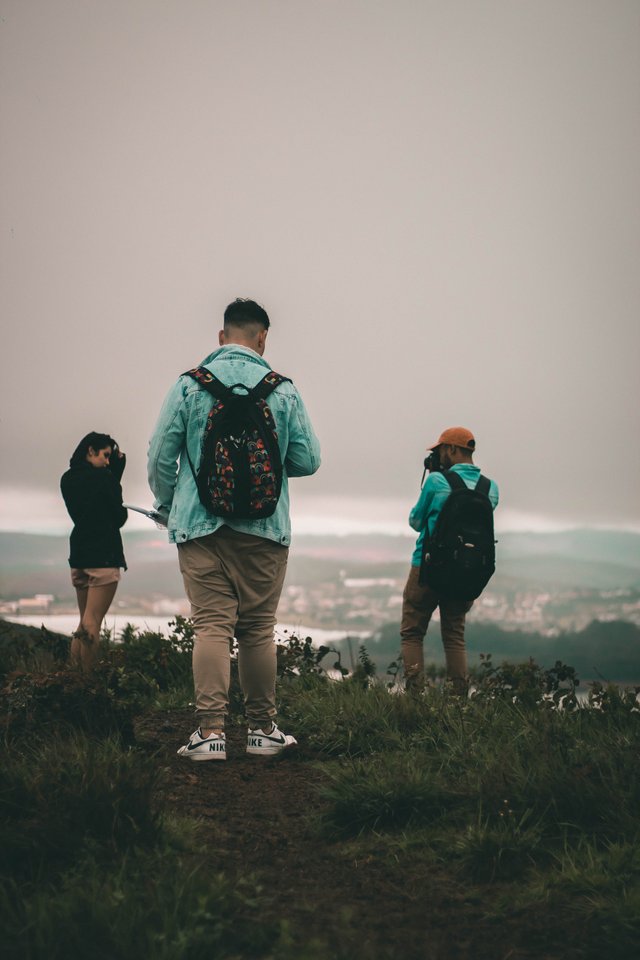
[246,743,296,757]
[177,747,226,761]
[184,753,226,761]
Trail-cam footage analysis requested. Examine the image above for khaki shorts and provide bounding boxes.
[71,567,121,589]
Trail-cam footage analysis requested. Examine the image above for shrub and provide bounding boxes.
[113,617,194,691]
[0,668,139,740]
[0,618,199,737]
[276,632,348,680]
[470,654,580,709]
[0,621,69,680]
[588,681,640,715]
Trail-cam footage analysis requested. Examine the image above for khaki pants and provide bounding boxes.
[400,565,473,694]
[177,526,288,729]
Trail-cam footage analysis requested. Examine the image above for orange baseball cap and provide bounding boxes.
[427,427,476,450]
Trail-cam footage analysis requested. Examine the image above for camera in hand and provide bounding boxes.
[423,448,441,473]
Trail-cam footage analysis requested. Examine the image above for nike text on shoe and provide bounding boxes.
[246,723,297,757]
[177,728,226,761]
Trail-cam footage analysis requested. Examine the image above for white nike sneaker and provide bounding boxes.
[246,723,297,756]
[177,728,226,761]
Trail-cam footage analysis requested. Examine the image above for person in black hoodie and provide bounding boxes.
[60,431,128,671]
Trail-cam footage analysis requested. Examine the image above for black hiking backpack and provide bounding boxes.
[183,366,291,521]
[419,471,496,601]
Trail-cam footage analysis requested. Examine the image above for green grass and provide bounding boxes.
[503,838,640,953]
[278,674,640,953]
[0,624,335,960]
[1,850,280,960]
[0,732,285,960]
[280,679,640,841]
[0,734,163,879]
[2,621,639,958]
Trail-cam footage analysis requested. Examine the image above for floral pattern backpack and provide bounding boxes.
[183,367,291,520]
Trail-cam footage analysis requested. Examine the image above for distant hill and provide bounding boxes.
[365,618,640,685]
[0,532,184,600]
[493,530,640,590]
[294,530,640,590]
[497,529,640,569]
[491,556,640,592]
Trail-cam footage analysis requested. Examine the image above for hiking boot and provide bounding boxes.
[177,728,226,761]
[246,723,297,756]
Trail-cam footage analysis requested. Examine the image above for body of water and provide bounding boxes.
[4,614,369,646]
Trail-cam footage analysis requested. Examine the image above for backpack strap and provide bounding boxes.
[442,470,466,491]
[183,367,232,399]
[184,367,291,401]
[475,475,491,496]
[180,369,229,487]
[443,470,491,496]
[425,471,465,548]
[250,371,292,401]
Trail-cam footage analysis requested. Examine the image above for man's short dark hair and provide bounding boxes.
[223,298,270,330]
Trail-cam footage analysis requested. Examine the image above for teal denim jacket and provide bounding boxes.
[147,345,321,546]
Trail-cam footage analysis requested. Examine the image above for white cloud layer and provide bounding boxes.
[2,486,637,538]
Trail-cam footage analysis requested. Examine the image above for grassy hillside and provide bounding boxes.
[1,619,639,959]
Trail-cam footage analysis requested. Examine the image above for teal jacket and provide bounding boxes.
[147,345,321,546]
[409,464,499,566]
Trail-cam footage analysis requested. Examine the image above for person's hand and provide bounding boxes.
[109,444,126,479]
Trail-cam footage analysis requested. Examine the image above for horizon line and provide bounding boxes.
[1,520,639,538]
[1,486,639,537]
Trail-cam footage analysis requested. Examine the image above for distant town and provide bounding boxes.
[2,528,639,643]
[274,577,640,635]
[3,576,639,638]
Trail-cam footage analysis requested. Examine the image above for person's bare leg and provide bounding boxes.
[80,582,118,672]
[70,587,89,666]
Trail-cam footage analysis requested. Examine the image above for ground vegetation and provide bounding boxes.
[1,618,639,959]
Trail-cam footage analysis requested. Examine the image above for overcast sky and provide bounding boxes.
[1,0,639,536]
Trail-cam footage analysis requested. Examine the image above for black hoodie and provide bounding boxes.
[60,457,128,569]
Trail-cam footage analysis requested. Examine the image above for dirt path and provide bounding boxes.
[135,710,579,960]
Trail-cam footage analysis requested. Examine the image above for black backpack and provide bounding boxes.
[183,366,291,521]
[419,471,496,601]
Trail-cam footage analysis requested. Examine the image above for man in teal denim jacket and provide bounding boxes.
[148,299,320,760]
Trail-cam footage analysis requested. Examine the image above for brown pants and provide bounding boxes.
[400,565,473,694]
[178,526,288,729]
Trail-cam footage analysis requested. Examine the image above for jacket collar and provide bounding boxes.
[200,344,270,368]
